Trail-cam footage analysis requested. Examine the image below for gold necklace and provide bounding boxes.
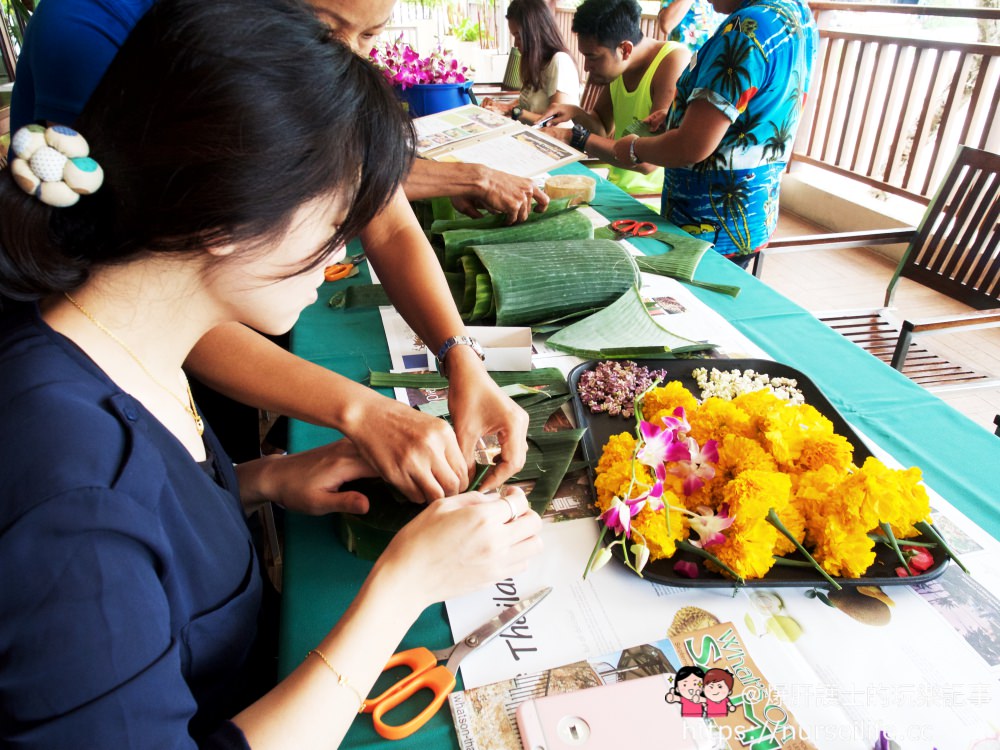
[63,292,205,436]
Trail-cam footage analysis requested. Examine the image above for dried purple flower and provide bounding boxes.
[577,361,668,418]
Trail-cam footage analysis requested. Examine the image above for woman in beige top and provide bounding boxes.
[482,0,581,124]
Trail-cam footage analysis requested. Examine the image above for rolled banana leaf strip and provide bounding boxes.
[328,284,391,310]
[545,286,717,359]
[417,383,546,417]
[430,197,575,234]
[444,208,594,270]
[472,239,640,326]
[368,367,569,394]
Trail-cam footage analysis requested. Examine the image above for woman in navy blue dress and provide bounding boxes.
[0,0,543,746]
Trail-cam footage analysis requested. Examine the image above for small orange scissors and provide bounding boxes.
[610,218,657,239]
[364,586,552,740]
[324,252,366,282]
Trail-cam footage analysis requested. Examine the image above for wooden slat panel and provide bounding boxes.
[923,51,967,196]
[902,48,943,192]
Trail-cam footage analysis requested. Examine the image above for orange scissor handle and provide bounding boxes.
[367,648,456,741]
[324,263,353,282]
[611,219,657,237]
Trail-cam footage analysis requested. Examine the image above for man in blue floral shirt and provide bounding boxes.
[615,0,817,266]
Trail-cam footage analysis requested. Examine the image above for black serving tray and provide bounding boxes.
[568,358,949,588]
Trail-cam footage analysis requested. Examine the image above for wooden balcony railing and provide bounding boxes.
[796,2,1000,205]
[553,2,999,207]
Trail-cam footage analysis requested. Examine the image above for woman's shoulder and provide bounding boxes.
[0,310,153,518]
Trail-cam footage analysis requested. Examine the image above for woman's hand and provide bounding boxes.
[378,486,543,610]
[236,439,379,515]
[480,97,515,115]
[444,346,529,492]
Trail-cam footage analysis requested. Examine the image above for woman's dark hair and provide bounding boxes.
[506,0,570,93]
[0,0,413,300]
[672,665,706,691]
[572,0,643,49]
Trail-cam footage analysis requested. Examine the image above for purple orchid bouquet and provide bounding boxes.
[369,35,470,90]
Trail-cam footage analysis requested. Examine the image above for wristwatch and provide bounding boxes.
[435,335,485,376]
[511,106,523,121]
[570,123,590,152]
[628,135,641,165]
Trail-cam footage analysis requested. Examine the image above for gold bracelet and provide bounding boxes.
[306,648,366,713]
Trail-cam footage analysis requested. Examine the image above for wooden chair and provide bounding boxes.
[755,145,1000,391]
[470,47,521,103]
[579,74,606,113]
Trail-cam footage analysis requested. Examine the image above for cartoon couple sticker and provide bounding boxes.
[665,666,736,718]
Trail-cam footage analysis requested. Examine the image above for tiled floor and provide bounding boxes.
[761,211,1000,435]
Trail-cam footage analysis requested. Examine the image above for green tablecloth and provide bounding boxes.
[280,162,999,749]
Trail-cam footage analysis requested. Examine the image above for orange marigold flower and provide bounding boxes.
[687,397,752,444]
[632,490,689,561]
[639,381,699,422]
[796,432,855,474]
[707,470,791,579]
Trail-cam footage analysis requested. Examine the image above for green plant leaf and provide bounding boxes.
[546,287,717,358]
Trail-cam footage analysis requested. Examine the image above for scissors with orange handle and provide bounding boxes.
[324,252,366,282]
[610,218,657,239]
[364,586,552,740]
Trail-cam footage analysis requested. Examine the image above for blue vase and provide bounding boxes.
[397,81,474,117]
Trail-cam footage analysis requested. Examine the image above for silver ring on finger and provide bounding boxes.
[501,494,517,524]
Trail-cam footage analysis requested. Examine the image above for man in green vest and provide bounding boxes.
[540,0,689,196]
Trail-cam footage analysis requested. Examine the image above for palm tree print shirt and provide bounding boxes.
[660,0,818,257]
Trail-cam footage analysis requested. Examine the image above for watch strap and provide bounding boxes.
[435,335,485,376]
[570,124,590,152]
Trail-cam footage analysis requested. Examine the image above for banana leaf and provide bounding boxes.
[369,367,569,394]
[595,226,742,297]
[328,285,390,309]
[524,394,573,432]
[443,209,594,270]
[429,197,575,233]
[514,429,588,512]
[546,286,717,359]
[417,383,552,417]
[473,239,640,326]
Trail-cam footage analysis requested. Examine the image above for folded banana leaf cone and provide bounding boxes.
[337,369,587,559]
[545,286,717,359]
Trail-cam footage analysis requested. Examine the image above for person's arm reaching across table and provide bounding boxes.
[362,187,530,493]
[404,158,549,225]
[612,98,731,168]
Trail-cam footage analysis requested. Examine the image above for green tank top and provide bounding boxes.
[607,41,683,195]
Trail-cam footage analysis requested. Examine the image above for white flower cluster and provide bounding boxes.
[691,367,805,404]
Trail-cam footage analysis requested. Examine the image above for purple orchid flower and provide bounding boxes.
[668,437,719,496]
[636,420,690,467]
[661,407,691,439]
[600,496,641,538]
[688,503,734,548]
